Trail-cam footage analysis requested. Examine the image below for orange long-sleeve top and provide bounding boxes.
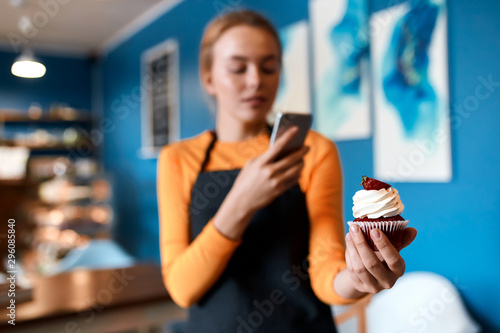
[157,128,358,308]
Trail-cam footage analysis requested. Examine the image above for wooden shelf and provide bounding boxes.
[0,111,92,124]
[0,140,94,152]
[30,145,91,152]
[0,178,36,187]
[0,115,92,124]
[0,110,94,155]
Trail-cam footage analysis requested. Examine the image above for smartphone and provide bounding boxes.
[269,112,312,160]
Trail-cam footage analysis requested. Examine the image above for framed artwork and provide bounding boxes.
[140,38,180,159]
[372,0,452,182]
[310,0,371,141]
[270,20,311,123]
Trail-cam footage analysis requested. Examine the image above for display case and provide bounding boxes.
[0,108,114,277]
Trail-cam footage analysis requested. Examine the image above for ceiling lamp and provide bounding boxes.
[11,49,46,78]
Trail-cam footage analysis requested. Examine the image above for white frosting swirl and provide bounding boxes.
[352,188,404,219]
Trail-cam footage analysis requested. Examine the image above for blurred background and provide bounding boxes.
[0,0,499,332]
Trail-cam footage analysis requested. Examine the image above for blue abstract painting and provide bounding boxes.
[310,0,371,141]
[372,0,451,182]
[271,21,311,122]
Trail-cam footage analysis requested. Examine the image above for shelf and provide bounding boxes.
[0,140,94,152]
[0,110,96,159]
[30,145,92,152]
[0,111,92,124]
[0,178,36,187]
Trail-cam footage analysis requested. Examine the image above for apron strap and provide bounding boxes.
[199,130,217,173]
[200,124,273,173]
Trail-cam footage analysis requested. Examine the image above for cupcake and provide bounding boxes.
[347,176,409,251]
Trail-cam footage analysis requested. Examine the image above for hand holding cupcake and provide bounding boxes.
[348,176,408,251]
[333,177,417,298]
[335,176,417,298]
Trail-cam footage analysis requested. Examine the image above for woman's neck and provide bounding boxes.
[215,115,268,142]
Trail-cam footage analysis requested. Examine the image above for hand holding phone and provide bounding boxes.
[216,115,310,240]
[269,112,312,160]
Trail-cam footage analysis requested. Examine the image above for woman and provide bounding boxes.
[157,10,417,333]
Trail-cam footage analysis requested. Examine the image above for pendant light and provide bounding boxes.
[11,49,46,78]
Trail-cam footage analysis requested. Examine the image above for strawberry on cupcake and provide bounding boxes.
[348,176,409,251]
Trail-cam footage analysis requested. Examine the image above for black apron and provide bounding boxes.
[186,127,337,333]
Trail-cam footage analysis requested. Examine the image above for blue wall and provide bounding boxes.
[0,50,92,111]
[100,0,500,331]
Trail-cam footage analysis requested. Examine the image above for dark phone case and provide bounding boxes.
[270,113,312,159]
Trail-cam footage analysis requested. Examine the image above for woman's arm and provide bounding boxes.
[305,135,364,305]
[214,126,309,240]
[334,224,417,297]
[158,128,309,308]
[158,146,244,308]
[305,134,417,304]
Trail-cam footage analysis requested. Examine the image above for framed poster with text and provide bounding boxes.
[140,39,180,159]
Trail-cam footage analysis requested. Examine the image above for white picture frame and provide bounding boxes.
[139,38,180,159]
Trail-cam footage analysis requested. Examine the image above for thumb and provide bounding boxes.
[400,227,417,250]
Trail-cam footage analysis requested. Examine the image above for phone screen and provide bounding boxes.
[270,112,312,159]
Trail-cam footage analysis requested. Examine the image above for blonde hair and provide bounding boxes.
[199,10,282,81]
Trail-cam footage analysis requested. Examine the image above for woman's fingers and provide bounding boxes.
[344,225,414,295]
[349,225,395,290]
[345,230,380,293]
[345,243,364,288]
[370,228,406,278]
[400,227,417,250]
[280,175,300,192]
[279,158,304,183]
[263,126,299,163]
[269,145,309,175]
